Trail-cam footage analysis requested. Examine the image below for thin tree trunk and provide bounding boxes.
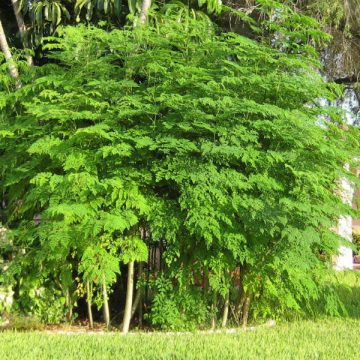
[139,228,146,327]
[138,262,143,327]
[102,275,111,330]
[241,295,251,328]
[145,251,150,304]
[130,285,141,320]
[86,281,94,329]
[11,0,33,66]
[119,284,141,329]
[138,0,152,25]
[122,260,135,334]
[235,290,245,322]
[65,288,73,323]
[210,292,217,330]
[221,291,230,328]
[0,19,21,85]
[234,266,245,324]
[138,293,143,327]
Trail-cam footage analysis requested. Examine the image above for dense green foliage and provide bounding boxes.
[0,0,359,332]
[1,7,359,329]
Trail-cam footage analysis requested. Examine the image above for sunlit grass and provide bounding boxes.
[1,318,359,360]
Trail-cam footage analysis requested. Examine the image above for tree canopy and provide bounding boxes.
[0,1,359,330]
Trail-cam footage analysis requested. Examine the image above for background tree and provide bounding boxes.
[0,18,20,82]
[11,0,33,65]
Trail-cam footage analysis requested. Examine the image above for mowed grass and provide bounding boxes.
[0,319,359,360]
[1,271,359,360]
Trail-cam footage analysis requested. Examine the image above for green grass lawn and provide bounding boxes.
[1,319,359,360]
[1,271,359,359]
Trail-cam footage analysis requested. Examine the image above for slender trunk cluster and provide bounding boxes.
[207,266,253,331]
[119,262,144,330]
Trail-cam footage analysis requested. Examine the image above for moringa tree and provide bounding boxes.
[0,2,359,330]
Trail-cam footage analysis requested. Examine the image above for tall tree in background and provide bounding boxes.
[0,17,20,82]
[0,13,21,88]
[138,0,151,25]
[11,0,33,65]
